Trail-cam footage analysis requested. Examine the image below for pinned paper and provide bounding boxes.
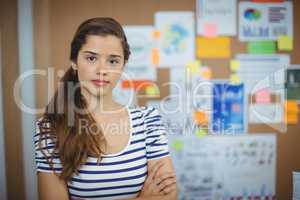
[151,48,160,65]
[171,139,183,151]
[195,128,208,139]
[122,80,153,90]
[230,60,240,72]
[187,60,201,74]
[203,23,217,38]
[278,35,293,51]
[196,36,231,58]
[145,85,160,97]
[193,111,209,125]
[230,74,241,84]
[255,88,271,104]
[285,114,298,124]
[247,41,276,54]
[200,67,212,80]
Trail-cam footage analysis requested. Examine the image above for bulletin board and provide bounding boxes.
[33,0,300,199]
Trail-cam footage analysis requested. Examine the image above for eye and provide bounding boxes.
[108,59,120,65]
[86,56,97,63]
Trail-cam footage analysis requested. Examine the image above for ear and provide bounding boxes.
[71,61,77,70]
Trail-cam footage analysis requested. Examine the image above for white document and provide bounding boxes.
[196,0,237,36]
[239,2,293,41]
[293,172,300,200]
[235,54,290,96]
[169,134,276,200]
[155,11,195,67]
[123,26,156,81]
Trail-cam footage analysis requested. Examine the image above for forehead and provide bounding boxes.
[80,35,123,55]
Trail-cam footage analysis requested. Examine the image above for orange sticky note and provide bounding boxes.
[200,67,212,80]
[152,30,160,39]
[151,48,160,65]
[284,100,299,114]
[285,113,298,124]
[196,36,231,58]
[122,80,153,90]
[255,88,271,104]
[203,23,217,38]
[194,111,209,125]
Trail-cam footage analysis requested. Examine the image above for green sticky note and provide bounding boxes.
[145,86,159,97]
[195,129,208,139]
[247,41,276,54]
[171,139,183,151]
[278,35,293,51]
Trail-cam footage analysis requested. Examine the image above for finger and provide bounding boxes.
[157,177,177,192]
[155,172,176,185]
[159,182,177,195]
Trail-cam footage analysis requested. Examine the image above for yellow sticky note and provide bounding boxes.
[171,139,183,151]
[196,36,231,58]
[187,60,201,74]
[278,35,293,51]
[145,86,160,97]
[195,129,208,139]
[230,74,241,84]
[230,60,240,72]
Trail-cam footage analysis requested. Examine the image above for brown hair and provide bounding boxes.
[38,17,130,182]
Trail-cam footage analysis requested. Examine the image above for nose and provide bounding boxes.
[95,59,108,76]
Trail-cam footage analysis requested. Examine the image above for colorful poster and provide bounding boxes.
[169,134,277,200]
[212,82,246,134]
[155,11,195,67]
[196,0,237,36]
[239,2,293,41]
[123,26,156,81]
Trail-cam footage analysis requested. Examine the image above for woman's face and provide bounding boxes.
[73,34,125,99]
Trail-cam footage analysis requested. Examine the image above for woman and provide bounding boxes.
[34,17,178,200]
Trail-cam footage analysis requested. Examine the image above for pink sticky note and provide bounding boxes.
[255,88,271,104]
[203,23,217,37]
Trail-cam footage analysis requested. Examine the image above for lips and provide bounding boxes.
[91,79,110,86]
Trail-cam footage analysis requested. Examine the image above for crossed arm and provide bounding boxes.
[38,156,178,200]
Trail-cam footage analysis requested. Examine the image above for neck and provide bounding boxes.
[81,89,122,116]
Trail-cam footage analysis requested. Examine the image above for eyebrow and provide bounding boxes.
[82,51,122,58]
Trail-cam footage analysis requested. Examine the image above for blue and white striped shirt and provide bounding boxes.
[34,106,170,200]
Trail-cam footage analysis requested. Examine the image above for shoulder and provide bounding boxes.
[34,116,57,148]
[130,106,160,118]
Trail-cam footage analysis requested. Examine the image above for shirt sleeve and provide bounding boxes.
[143,106,170,160]
[34,118,62,173]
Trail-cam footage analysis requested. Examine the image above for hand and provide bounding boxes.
[139,161,177,197]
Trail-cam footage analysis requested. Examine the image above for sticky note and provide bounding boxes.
[230,60,240,72]
[278,35,293,51]
[247,41,276,54]
[195,128,208,139]
[121,80,153,90]
[200,67,212,80]
[203,23,217,38]
[151,48,160,65]
[196,36,231,58]
[284,100,299,113]
[230,74,241,84]
[187,60,201,74]
[145,86,160,97]
[171,139,183,151]
[194,111,209,125]
[255,88,271,104]
[152,30,160,39]
[285,113,298,125]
